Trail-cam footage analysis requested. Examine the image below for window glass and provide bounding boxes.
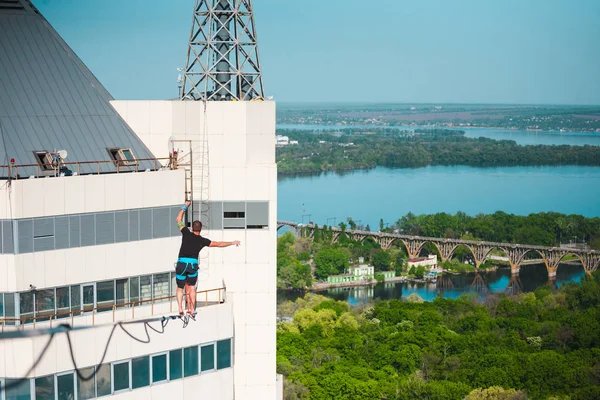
[121,149,135,162]
[35,375,55,400]
[4,292,16,325]
[170,272,177,296]
[35,289,55,319]
[70,285,81,313]
[169,349,183,381]
[0,293,4,317]
[152,273,170,302]
[113,361,130,392]
[19,292,34,323]
[5,378,31,400]
[82,284,94,312]
[56,286,70,318]
[201,344,215,372]
[132,356,150,389]
[116,278,129,308]
[96,363,111,397]
[140,276,152,303]
[184,346,199,377]
[96,280,115,312]
[152,354,168,383]
[78,367,95,400]
[129,277,140,305]
[57,373,75,400]
[217,339,232,369]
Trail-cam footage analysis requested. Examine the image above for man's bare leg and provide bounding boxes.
[187,284,197,315]
[176,287,185,315]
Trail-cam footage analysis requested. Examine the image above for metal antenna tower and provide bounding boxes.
[180,0,265,101]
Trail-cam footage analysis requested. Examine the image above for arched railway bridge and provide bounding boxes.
[277,221,600,278]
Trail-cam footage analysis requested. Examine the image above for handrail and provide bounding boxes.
[0,157,179,180]
[0,287,225,332]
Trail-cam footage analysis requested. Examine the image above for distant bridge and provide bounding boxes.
[277,221,600,277]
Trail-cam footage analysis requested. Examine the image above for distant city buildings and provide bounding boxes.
[276,135,299,146]
[276,135,289,146]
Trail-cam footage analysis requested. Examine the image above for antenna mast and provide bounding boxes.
[180,0,265,101]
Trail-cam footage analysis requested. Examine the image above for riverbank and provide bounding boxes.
[276,132,600,175]
[278,263,588,304]
[312,275,411,291]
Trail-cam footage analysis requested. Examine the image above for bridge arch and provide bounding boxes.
[547,252,587,279]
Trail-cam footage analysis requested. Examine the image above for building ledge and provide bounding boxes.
[0,287,225,332]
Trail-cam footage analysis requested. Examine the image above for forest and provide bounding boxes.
[276,130,600,174]
[277,273,600,399]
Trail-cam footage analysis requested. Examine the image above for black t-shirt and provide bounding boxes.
[178,227,212,259]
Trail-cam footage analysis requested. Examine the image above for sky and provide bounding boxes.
[34,0,600,105]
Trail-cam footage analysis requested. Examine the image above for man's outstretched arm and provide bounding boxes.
[209,240,241,248]
[176,200,191,231]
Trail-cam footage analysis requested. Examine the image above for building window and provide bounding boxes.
[108,148,136,166]
[151,354,168,384]
[5,379,31,400]
[0,293,4,318]
[56,372,75,400]
[96,280,114,312]
[82,284,95,312]
[132,356,150,389]
[96,364,111,397]
[4,292,15,325]
[70,285,81,314]
[200,344,215,372]
[169,349,183,381]
[19,292,34,323]
[34,151,54,171]
[116,278,129,308]
[224,211,245,219]
[152,273,170,302]
[183,346,199,377]
[112,361,130,393]
[77,367,95,400]
[56,286,70,318]
[35,375,55,400]
[217,339,232,369]
[35,289,55,319]
[140,275,152,304]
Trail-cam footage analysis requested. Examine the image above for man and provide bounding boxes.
[175,200,240,318]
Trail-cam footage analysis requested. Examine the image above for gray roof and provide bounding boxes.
[0,0,157,178]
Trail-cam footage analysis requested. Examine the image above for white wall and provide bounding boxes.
[0,170,187,292]
[113,100,277,400]
[0,302,233,380]
[0,169,185,219]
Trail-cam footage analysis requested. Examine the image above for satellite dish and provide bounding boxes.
[58,150,68,159]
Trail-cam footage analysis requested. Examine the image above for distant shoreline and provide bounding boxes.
[277,124,600,134]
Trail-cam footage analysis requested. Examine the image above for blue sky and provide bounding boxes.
[34,0,600,105]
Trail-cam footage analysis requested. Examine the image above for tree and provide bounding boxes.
[347,218,357,230]
[465,387,527,400]
[380,218,385,232]
[373,251,392,271]
[314,247,349,280]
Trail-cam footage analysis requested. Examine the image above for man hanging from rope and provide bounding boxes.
[175,200,240,319]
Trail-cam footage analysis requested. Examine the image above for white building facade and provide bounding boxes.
[0,2,277,399]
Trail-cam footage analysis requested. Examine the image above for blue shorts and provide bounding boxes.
[175,257,199,288]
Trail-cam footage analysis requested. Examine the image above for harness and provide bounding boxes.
[176,257,199,279]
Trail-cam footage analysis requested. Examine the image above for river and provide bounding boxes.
[278,165,600,228]
[276,126,599,302]
[277,264,586,305]
[277,124,600,146]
